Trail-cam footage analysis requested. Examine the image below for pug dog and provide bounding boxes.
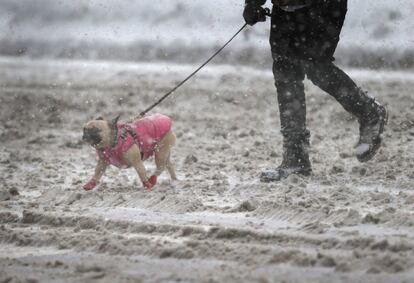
[82,113,177,190]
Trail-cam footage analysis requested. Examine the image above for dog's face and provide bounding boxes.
[82,116,119,149]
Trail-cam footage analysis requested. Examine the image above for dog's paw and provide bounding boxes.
[143,175,157,189]
[83,179,97,191]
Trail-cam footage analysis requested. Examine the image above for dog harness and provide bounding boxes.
[97,114,172,168]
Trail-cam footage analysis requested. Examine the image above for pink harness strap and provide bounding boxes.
[97,114,172,168]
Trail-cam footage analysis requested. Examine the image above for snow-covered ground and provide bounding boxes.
[0,57,414,282]
[1,1,413,282]
[1,0,414,68]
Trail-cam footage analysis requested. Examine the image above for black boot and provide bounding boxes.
[303,61,389,163]
[260,131,312,182]
[355,96,388,162]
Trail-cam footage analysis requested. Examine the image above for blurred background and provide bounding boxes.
[0,0,413,69]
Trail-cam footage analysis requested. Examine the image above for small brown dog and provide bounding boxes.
[82,113,177,190]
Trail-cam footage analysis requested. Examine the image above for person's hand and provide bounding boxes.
[243,4,267,26]
[83,179,97,191]
[143,175,157,189]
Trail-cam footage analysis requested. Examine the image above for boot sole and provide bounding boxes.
[357,106,389,163]
[260,168,312,183]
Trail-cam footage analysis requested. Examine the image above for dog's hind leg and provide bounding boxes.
[154,147,169,177]
[154,131,176,178]
[166,152,177,180]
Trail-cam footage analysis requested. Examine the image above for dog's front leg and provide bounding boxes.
[123,145,156,189]
[83,157,108,191]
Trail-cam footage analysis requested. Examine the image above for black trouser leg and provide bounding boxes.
[273,54,307,138]
[272,54,311,169]
[304,61,375,120]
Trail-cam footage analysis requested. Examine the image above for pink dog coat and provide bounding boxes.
[97,114,172,168]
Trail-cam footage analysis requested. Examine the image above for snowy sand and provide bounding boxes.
[0,57,414,282]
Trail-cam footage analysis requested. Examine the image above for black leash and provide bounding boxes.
[139,23,248,117]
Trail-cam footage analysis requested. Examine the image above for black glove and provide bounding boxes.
[243,4,268,26]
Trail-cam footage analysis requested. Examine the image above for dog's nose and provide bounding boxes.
[82,129,92,143]
[82,130,88,141]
